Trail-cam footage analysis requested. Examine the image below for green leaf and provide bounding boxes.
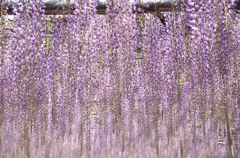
[9,20,14,27]
[135,48,141,58]
[136,52,141,58]
[46,21,51,31]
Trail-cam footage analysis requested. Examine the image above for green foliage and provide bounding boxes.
[135,48,141,58]
[43,21,52,55]
[9,20,14,27]
[137,15,145,28]
[46,21,51,31]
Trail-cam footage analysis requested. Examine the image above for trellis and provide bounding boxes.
[1,0,240,15]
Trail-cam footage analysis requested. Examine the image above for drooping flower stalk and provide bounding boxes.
[0,0,239,157]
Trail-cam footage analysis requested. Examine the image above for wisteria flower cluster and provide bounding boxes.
[0,0,240,157]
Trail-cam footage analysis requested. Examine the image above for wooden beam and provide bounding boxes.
[1,0,240,15]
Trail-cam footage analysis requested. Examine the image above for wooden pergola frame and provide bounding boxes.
[1,0,239,15]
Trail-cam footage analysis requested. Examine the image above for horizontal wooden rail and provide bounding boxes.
[1,0,240,15]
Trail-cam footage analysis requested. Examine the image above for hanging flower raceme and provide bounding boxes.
[0,0,239,157]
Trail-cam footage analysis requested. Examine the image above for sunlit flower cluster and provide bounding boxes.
[0,0,239,157]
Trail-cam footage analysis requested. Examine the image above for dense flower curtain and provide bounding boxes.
[0,0,240,157]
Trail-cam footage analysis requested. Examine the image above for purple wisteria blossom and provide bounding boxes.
[0,0,239,157]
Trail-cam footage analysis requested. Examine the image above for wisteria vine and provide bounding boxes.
[0,0,240,157]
